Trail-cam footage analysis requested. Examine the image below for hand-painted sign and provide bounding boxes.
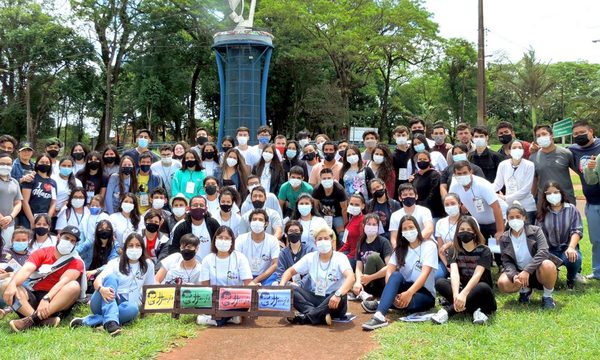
[257,289,292,311]
[218,288,252,310]
[144,287,176,310]
[180,287,213,309]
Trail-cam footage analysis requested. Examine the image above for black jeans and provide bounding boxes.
[435,278,497,315]
[293,287,347,325]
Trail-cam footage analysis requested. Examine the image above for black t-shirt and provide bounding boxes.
[372,201,392,232]
[468,148,503,183]
[413,169,443,218]
[447,245,493,287]
[393,148,411,198]
[77,171,106,202]
[313,183,347,217]
[21,174,57,215]
[356,236,393,264]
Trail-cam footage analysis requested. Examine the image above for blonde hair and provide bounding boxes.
[312,226,336,242]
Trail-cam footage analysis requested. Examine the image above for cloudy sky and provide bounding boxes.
[424,0,600,63]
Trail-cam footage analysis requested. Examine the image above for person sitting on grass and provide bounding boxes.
[361,215,438,331]
[1,225,84,332]
[0,227,32,319]
[432,216,497,325]
[155,234,202,285]
[497,203,561,310]
[274,220,316,287]
[82,220,119,293]
[70,232,155,336]
[280,226,355,326]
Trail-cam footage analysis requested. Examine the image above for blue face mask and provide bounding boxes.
[12,241,28,253]
[137,138,149,148]
[90,207,101,215]
[258,136,270,145]
[286,149,297,159]
[414,143,426,153]
[59,167,73,177]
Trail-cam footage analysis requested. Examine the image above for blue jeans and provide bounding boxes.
[550,248,582,282]
[435,261,449,280]
[82,274,139,326]
[258,272,279,286]
[586,203,600,277]
[376,272,435,315]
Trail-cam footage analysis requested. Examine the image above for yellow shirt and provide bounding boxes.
[137,174,150,214]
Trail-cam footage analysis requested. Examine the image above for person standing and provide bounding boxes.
[0,152,22,248]
[122,129,159,168]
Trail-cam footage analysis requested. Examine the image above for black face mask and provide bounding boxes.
[499,134,513,145]
[303,152,316,161]
[145,223,160,233]
[181,248,196,261]
[88,161,101,171]
[457,231,475,244]
[222,146,232,153]
[373,189,386,199]
[36,164,51,174]
[205,185,217,196]
[402,197,416,207]
[220,204,232,213]
[173,154,184,160]
[417,161,430,170]
[574,134,590,147]
[287,233,301,244]
[121,167,134,175]
[47,149,59,158]
[103,156,116,165]
[98,230,113,240]
[203,151,215,160]
[35,227,49,236]
[196,136,208,146]
[140,164,151,173]
[338,150,346,158]
[252,200,265,209]
[324,153,335,162]
[72,152,85,161]
[412,129,425,136]
[185,160,197,169]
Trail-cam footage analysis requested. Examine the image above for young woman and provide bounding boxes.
[21,154,57,228]
[252,143,286,194]
[411,151,443,220]
[197,226,253,326]
[409,134,447,173]
[340,145,374,199]
[219,136,235,163]
[70,233,155,336]
[70,142,89,175]
[497,203,560,309]
[80,220,119,289]
[52,156,83,213]
[219,148,249,195]
[366,178,401,239]
[338,193,366,269]
[80,195,110,248]
[28,214,56,252]
[172,141,188,162]
[108,194,142,248]
[201,142,221,178]
[352,214,393,300]
[274,221,316,287]
[282,140,309,180]
[171,150,206,199]
[434,193,466,279]
[280,226,355,326]
[212,189,242,237]
[367,144,396,196]
[105,156,136,214]
[101,145,120,178]
[156,234,202,285]
[362,215,438,330]
[291,193,328,245]
[432,216,496,325]
[55,187,89,231]
[535,181,584,289]
[76,151,106,203]
[141,209,169,263]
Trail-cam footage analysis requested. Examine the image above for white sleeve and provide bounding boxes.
[237,252,253,280]
[433,152,448,172]
[420,206,433,224]
[505,161,535,204]
[234,235,245,252]
[144,260,156,285]
[493,162,506,192]
[199,256,211,282]
[292,252,312,275]
[55,208,67,230]
[96,259,117,284]
[389,253,397,266]
[270,238,280,259]
[480,179,499,205]
[422,241,439,270]
[269,210,283,230]
[389,211,400,232]
[434,219,443,239]
[337,253,352,274]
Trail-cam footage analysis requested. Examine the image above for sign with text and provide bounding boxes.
[180,287,213,309]
[257,289,292,312]
[218,288,252,310]
[553,118,573,138]
[144,287,176,310]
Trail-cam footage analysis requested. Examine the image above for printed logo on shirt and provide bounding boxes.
[327,272,339,283]
[32,183,52,199]
[261,254,270,262]
[227,270,238,280]
[199,236,210,244]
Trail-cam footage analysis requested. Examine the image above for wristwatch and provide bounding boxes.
[42,295,51,302]
[334,290,343,297]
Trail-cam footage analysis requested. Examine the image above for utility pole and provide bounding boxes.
[476,0,487,125]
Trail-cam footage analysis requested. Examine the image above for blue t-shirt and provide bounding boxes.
[570,138,600,204]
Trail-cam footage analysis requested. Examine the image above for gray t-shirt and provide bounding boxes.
[0,176,23,226]
[530,146,576,203]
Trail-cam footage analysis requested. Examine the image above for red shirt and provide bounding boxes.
[146,234,158,258]
[27,247,84,292]
[339,214,364,260]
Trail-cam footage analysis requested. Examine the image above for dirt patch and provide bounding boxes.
[159,301,377,360]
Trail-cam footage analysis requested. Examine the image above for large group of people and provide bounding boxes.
[0,118,598,335]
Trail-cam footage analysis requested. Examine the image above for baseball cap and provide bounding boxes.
[18,141,33,152]
[170,193,189,207]
[60,225,81,242]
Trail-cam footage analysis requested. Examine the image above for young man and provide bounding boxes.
[335,139,349,161]
[11,141,35,184]
[469,125,503,183]
[496,121,531,159]
[279,166,313,217]
[0,225,84,332]
[241,175,282,216]
[392,126,411,199]
[136,153,163,214]
[192,127,210,158]
[446,123,475,165]
[431,123,452,158]
[255,125,273,152]
[45,138,63,175]
[242,186,283,240]
[308,141,342,186]
[409,118,435,147]
[142,209,169,263]
[235,209,280,286]
[388,183,434,248]
[0,152,22,248]
[123,129,159,167]
[155,234,202,285]
[169,193,189,226]
[235,126,260,167]
[144,188,173,234]
[0,135,17,155]
[361,131,379,161]
[312,168,348,234]
[302,143,320,177]
[151,144,181,195]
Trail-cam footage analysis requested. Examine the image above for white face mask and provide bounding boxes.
[121,202,135,214]
[237,136,248,145]
[454,174,472,187]
[57,238,75,255]
[262,152,274,162]
[126,247,143,261]
[453,153,468,162]
[317,142,324,152]
[372,155,384,165]
[297,204,312,217]
[71,198,85,209]
[321,179,334,189]
[316,239,332,254]
[172,206,186,217]
[289,178,302,188]
[250,220,265,234]
[347,205,362,216]
[546,193,562,205]
[508,219,525,232]
[510,148,524,160]
[444,205,460,217]
[0,165,12,176]
[215,239,232,252]
[347,154,359,165]
[395,136,408,146]
[364,224,378,237]
[161,156,172,166]
[364,140,377,148]
[226,158,238,167]
[474,137,487,148]
[299,139,309,147]
[537,135,552,148]
[402,229,419,243]
[152,198,165,210]
[433,135,445,145]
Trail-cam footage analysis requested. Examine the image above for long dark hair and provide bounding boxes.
[366,178,390,213]
[120,193,140,229]
[182,150,204,171]
[70,142,89,162]
[536,181,570,222]
[119,232,148,275]
[90,220,114,270]
[35,154,53,177]
[451,216,485,259]
[118,156,138,198]
[29,214,53,247]
[101,145,121,167]
[394,215,424,268]
[221,148,249,195]
[255,143,284,178]
[291,193,322,220]
[58,156,78,191]
[284,140,301,161]
[372,144,394,183]
[78,151,104,183]
[210,226,236,254]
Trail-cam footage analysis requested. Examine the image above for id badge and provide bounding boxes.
[139,193,149,207]
[324,216,333,228]
[292,274,302,283]
[473,197,485,213]
[185,181,195,194]
[414,260,423,271]
[315,277,327,296]
[398,168,408,181]
[506,178,518,194]
[251,257,262,273]
[341,230,349,244]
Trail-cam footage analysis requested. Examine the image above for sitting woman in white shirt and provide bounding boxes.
[55,187,89,231]
[108,193,142,249]
[434,193,467,279]
[70,232,155,336]
[155,234,202,285]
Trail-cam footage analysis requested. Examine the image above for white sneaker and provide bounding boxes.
[227,316,242,325]
[431,309,448,325]
[347,292,358,301]
[575,273,589,284]
[472,308,488,325]
[196,314,217,326]
[358,290,373,301]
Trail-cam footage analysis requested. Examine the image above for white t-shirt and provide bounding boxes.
[240,193,283,217]
[97,258,155,305]
[212,211,242,237]
[200,251,253,286]
[435,216,459,245]
[191,221,212,261]
[51,175,83,211]
[293,251,352,295]
[389,240,438,296]
[80,212,110,243]
[493,159,536,211]
[150,161,181,195]
[407,151,448,173]
[239,208,283,236]
[55,207,90,231]
[260,166,272,192]
[510,231,533,270]
[299,216,329,245]
[29,235,57,252]
[234,232,280,276]
[449,175,503,225]
[207,198,240,217]
[389,206,433,236]
[159,253,203,285]
[235,146,260,167]
[108,212,142,248]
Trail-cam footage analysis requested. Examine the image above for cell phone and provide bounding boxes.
[4,266,14,273]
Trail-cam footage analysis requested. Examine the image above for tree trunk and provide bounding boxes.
[97,65,113,150]
[379,63,391,141]
[25,76,34,146]
[188,61,202,142]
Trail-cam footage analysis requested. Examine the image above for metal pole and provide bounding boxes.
[477,0,487,125]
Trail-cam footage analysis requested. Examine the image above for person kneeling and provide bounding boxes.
[280,226,354,326]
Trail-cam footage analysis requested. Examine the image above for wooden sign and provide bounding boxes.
[180,287,213,309]
[218,288,252,311]
[143,287,176,311]
[257,289,292,312]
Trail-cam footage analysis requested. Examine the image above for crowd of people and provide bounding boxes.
[0,118,599,335]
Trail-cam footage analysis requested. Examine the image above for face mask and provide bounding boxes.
[287,233,301,244]
[172,207,186,218]
[373,188,386,199]
[303,152,316,161]
[71,198,85,209]
[205,185,217,196]
[237,136,249,145]
[121,166,134,176]
[247,184,258,194]
[0,165,12,176]
[364,225,378,237]
[509,218,525,232]
[103,156,116,165]
[317,142,324,152]
[402,197,416,207]
[347,154,359,165]
[203,151,217,161]
[324,153,335,162]
[220,204,232,213]
[364,140,377,148]
[444,205,460,217]
[321,179,334,189]
[546,193,562,205]
[395,136,408,146]
[137,138,149,148]
[252,200,265,209]
[258,136,270,145]
[35,227,49,236]
[289,178,302,187]
[152,198,165,210]
[190,207,206,221]
[433,135,445,145]
[510,148,524,161]
[121,202,135,214]
[250,220,265,234]
[299,139,309,147]
[88,161,101,171]
[98,230,112,240]
[185,160,197,169]
[316,239,332,254]
[499,134,513,144]
[196,136,208,146]
[226,158,238,167]
[473,138,487,148]
[414,143,425,153]
[347,205,362,216]
[57,238,75,255]
[215,239,232,252]
[140,164,151,173]
[298,204,312,217]
[160,157,172,166]
[454,175,472,187]
[36,163,51,174]
[72,152,85,161]
[373,155,384,165]
[47,149,60,158]
[221,146,232,153]
[145,222,160,233]
[453,153,468,162]
[59,167,73,177]
[90,207,102,215]
[412,129,425,136]
[457,231,475,244]
[286,149,297,159]
[126,247,143,261]
[417,161,430,170]
[262,152,274,162]
[402,229,419,243]
[574,134,590,146]
[536,136,551,148]
[338,150,346,158]
[276,146,285,155]
[12,241,28,253]
[181,248,196,261]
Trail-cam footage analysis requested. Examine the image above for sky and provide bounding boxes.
[423,0,600,63]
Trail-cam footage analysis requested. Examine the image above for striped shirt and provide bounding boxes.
[535,203,583,250]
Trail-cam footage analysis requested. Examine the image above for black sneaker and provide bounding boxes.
[361,300,379,313]
[518,289,532,304]
[104,321,122,336]
[286,313,307,325]
[70,318,84,328]
[541,296,556,310]
[362,317,388,331]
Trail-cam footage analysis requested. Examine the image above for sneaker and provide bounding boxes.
[472,308,488,325]
[575,274,589,284]
[362,317,388,331]
[431,309,449,325]
[196,314,218,326]
[361,300,379,313]
[70,318,85,328]
[566,280,575,290]
[104,321,122,336]
[358,290,373,302]
[585,274,600,280]
[325,313,332,326]
[541,296,556,310]
[286,313,307,325]
[0,306,12,319]
[347,292,358,301]
[9,316,35,332]
[438,297,450,306]
[518,289,532,304]
[39,316,61,328]
[227,316,242,325]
